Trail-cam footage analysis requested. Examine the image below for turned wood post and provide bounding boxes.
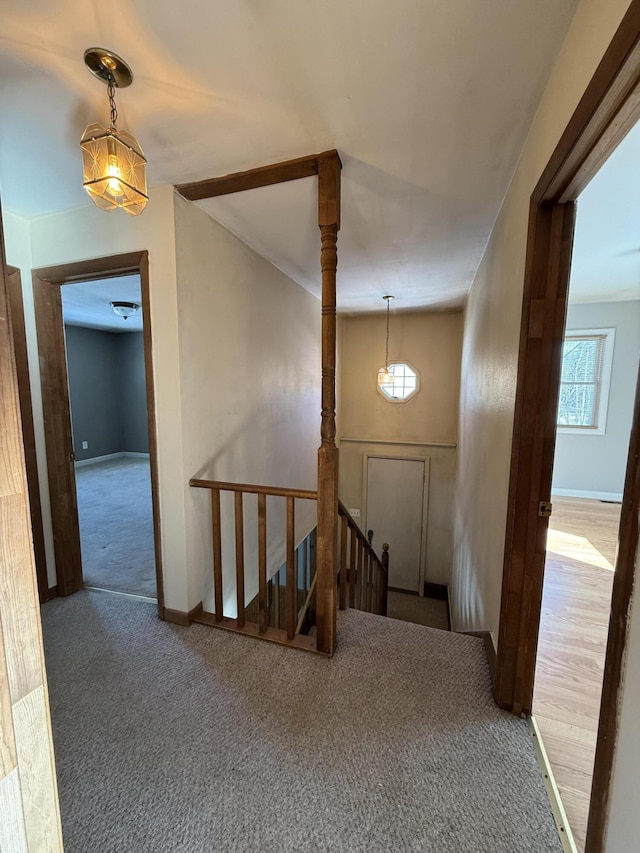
[316,151,341,655]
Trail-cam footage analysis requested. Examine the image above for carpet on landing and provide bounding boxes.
[42,591,561,853]
[74,457,156,598]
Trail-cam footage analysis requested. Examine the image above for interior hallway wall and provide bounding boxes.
[5,187,188,609]
[174,195,321,613]
[339,310,462,585]
[450,0,639,847]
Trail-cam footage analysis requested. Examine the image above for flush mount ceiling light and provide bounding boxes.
[110,301,140,320]
[80,48,148,216]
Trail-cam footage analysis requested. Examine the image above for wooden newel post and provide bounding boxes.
[381,544,389,617]
[316,151,341,655]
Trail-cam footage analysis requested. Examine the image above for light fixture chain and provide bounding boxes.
[107,74,118,131]
[385,296,390,369]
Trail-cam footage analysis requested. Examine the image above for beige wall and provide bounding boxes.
[339,311,462,585]
[174,195,321,612]
[3,188,323,617]
[450,0,638,847]
[451,0,633,638]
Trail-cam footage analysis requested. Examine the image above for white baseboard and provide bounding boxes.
[75,451,150,467]
[552,488,623,502]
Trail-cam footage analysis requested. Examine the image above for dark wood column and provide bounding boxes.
[315,151,341,656]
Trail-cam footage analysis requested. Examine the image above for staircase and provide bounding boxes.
[189,478,389,655]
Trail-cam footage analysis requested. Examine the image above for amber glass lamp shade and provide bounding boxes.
[80,123,148,216]
[377,365,394,389]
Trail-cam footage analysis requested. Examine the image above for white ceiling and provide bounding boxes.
[569,118,640,305]
[62,275,142,332]
[0,0,580,313]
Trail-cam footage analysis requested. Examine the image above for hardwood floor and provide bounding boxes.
[533,497,621,852]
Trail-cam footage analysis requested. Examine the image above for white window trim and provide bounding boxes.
[376,360,421,403]
[557,327,616,436]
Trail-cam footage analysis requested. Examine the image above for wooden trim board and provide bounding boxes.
[163,602,204,627]
[175,150,341,201]
[4,267,49,604]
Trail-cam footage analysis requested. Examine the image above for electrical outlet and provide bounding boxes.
[349,508,361,518]
[82,441,88,450]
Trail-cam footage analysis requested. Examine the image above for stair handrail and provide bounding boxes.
[337,500,388,615]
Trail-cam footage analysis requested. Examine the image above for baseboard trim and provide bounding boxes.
[75,451,150,467]
[529,716,578,853]
[551,488,623,502]
[163,602,203,626]
[464,631,497,680]
[47,585,58,600]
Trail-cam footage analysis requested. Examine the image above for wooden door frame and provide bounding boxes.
[32,250,164,615]
[4,266,49,603]
[362,453,430,595]
[494,3,640,851]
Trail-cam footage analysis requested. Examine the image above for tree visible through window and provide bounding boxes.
[557,329,615,432]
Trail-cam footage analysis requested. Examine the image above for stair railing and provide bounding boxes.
[337,501,388,616]
[189,478,319,651]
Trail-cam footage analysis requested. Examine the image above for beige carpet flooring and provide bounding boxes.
[41,591,560,852]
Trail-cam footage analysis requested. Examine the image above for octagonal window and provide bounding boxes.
[377,361,420,402]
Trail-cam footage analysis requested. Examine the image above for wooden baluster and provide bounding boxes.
[234,491,245,627]
[371,560,380,613]
[357,539,364,610]
[211,488,223,622]
[301,536,308,598]
[258,493,267,632]
[286,496,296,640]
[316,151,341,656]
[366,551,372,612]
[274,573,280,629]
[381,543,389,617]
[339,515,348,610]
[349,526,356,608]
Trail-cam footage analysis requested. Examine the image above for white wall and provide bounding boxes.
[451,0,632,638]
[174,195,321,612]
[4,187,189,609]
[552,300,640,499]
[450,0,640,846]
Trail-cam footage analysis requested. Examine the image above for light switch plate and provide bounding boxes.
[349,508,361,518]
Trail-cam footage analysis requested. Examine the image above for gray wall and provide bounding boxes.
[118,332,149,454]
[552,300,640,498]
[65,326,149,461]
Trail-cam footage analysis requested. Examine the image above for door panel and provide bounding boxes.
[366,457,425,593]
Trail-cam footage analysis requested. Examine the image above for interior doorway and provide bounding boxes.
[32,251,164,613]
[62,275,157,599]
[531,119,640,851]
[495,8,640,851]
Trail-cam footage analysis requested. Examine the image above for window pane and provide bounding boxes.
[561,338,600,382]
[557,382,597,426]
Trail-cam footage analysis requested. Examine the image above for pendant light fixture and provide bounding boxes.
[377,295,395,390]
[80,48,148,216]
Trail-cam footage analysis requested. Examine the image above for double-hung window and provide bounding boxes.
[557,328,615,434]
